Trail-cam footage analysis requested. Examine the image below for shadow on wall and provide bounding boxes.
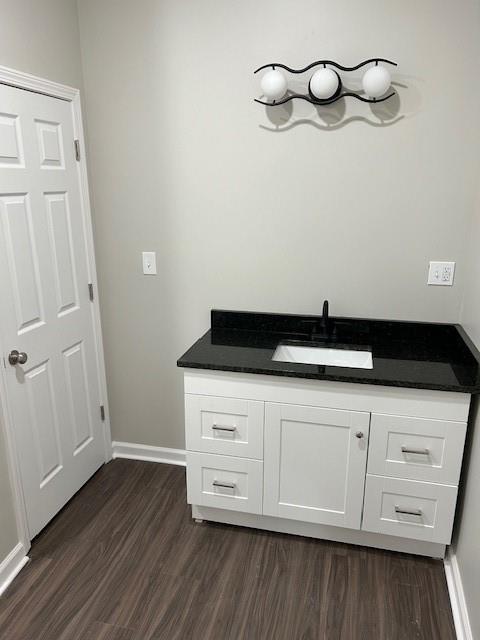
[260,82,406,131]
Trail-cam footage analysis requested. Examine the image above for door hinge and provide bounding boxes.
[74,139,81,161]
[100,405,106,421]
[88,283,94,301]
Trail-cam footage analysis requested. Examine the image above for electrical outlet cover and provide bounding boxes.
[427,261,455,286]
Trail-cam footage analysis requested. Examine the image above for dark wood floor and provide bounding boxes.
[0,460,456,640]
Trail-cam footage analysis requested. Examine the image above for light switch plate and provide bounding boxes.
[142,251,157,275]
[427,261,455,286]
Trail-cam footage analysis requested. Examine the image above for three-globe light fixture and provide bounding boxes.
[255,58,397,106]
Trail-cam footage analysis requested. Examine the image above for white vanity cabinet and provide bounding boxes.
[183,370,470,558]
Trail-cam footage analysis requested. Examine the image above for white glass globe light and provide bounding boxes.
[260,69,287,101]
[362,65,391,98]
[309,68,340,100]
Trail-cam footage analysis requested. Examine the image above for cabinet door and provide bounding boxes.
[264,403,370,528]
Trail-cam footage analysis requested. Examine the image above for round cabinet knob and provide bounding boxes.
[355,431,364,439]
[8,350,28,366]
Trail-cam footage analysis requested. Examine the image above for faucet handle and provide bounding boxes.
[299,318,319,334]
[300,319,317,325]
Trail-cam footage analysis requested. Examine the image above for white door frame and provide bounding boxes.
[0,65,112,551]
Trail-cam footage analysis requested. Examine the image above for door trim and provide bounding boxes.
[0,64,112,548]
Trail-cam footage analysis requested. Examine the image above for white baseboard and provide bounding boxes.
[0,542,29,597]
[444,549,473,640]
[111,441,186,466]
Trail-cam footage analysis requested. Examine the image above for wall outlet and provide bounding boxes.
[427,261,455,286]
[142,251,157,275]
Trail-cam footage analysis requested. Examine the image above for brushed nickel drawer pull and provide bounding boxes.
[395,505,423,517]
[213,480,236,490]
[212,424,237,432]
[401,446,430,455]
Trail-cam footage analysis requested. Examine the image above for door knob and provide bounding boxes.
[8,350,28,366]
[355,431,364,439]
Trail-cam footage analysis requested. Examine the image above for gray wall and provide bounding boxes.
[456,206,480,639]
[0,0,84,560]
[0,0,84,88]
[77,0,480,449]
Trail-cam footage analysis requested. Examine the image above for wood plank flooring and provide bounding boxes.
[0,460,456,640]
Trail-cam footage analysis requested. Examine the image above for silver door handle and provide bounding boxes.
[213,480,236,489]
[8,350,28,366]
[401,446,430,455]
[212,424,236,432]
[395,506,423,517]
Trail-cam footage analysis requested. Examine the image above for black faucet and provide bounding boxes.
[311,299,331,340]
[322,300,329,332]
[301,300,333,341]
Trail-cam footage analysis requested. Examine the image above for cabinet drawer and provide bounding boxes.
[186,452,263,514]
[368,413,466,485]
[362,475,458,544]
[185,395,264,459]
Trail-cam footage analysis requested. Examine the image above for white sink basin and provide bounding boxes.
[272,343,373,369]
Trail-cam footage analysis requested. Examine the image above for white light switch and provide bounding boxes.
[427,261,455,286]
[142,251,157,275]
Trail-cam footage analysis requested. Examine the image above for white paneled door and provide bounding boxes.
[0,83,106,538]
[264,403,370,528]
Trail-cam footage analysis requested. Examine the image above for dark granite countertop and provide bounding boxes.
[177,310,480,394]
